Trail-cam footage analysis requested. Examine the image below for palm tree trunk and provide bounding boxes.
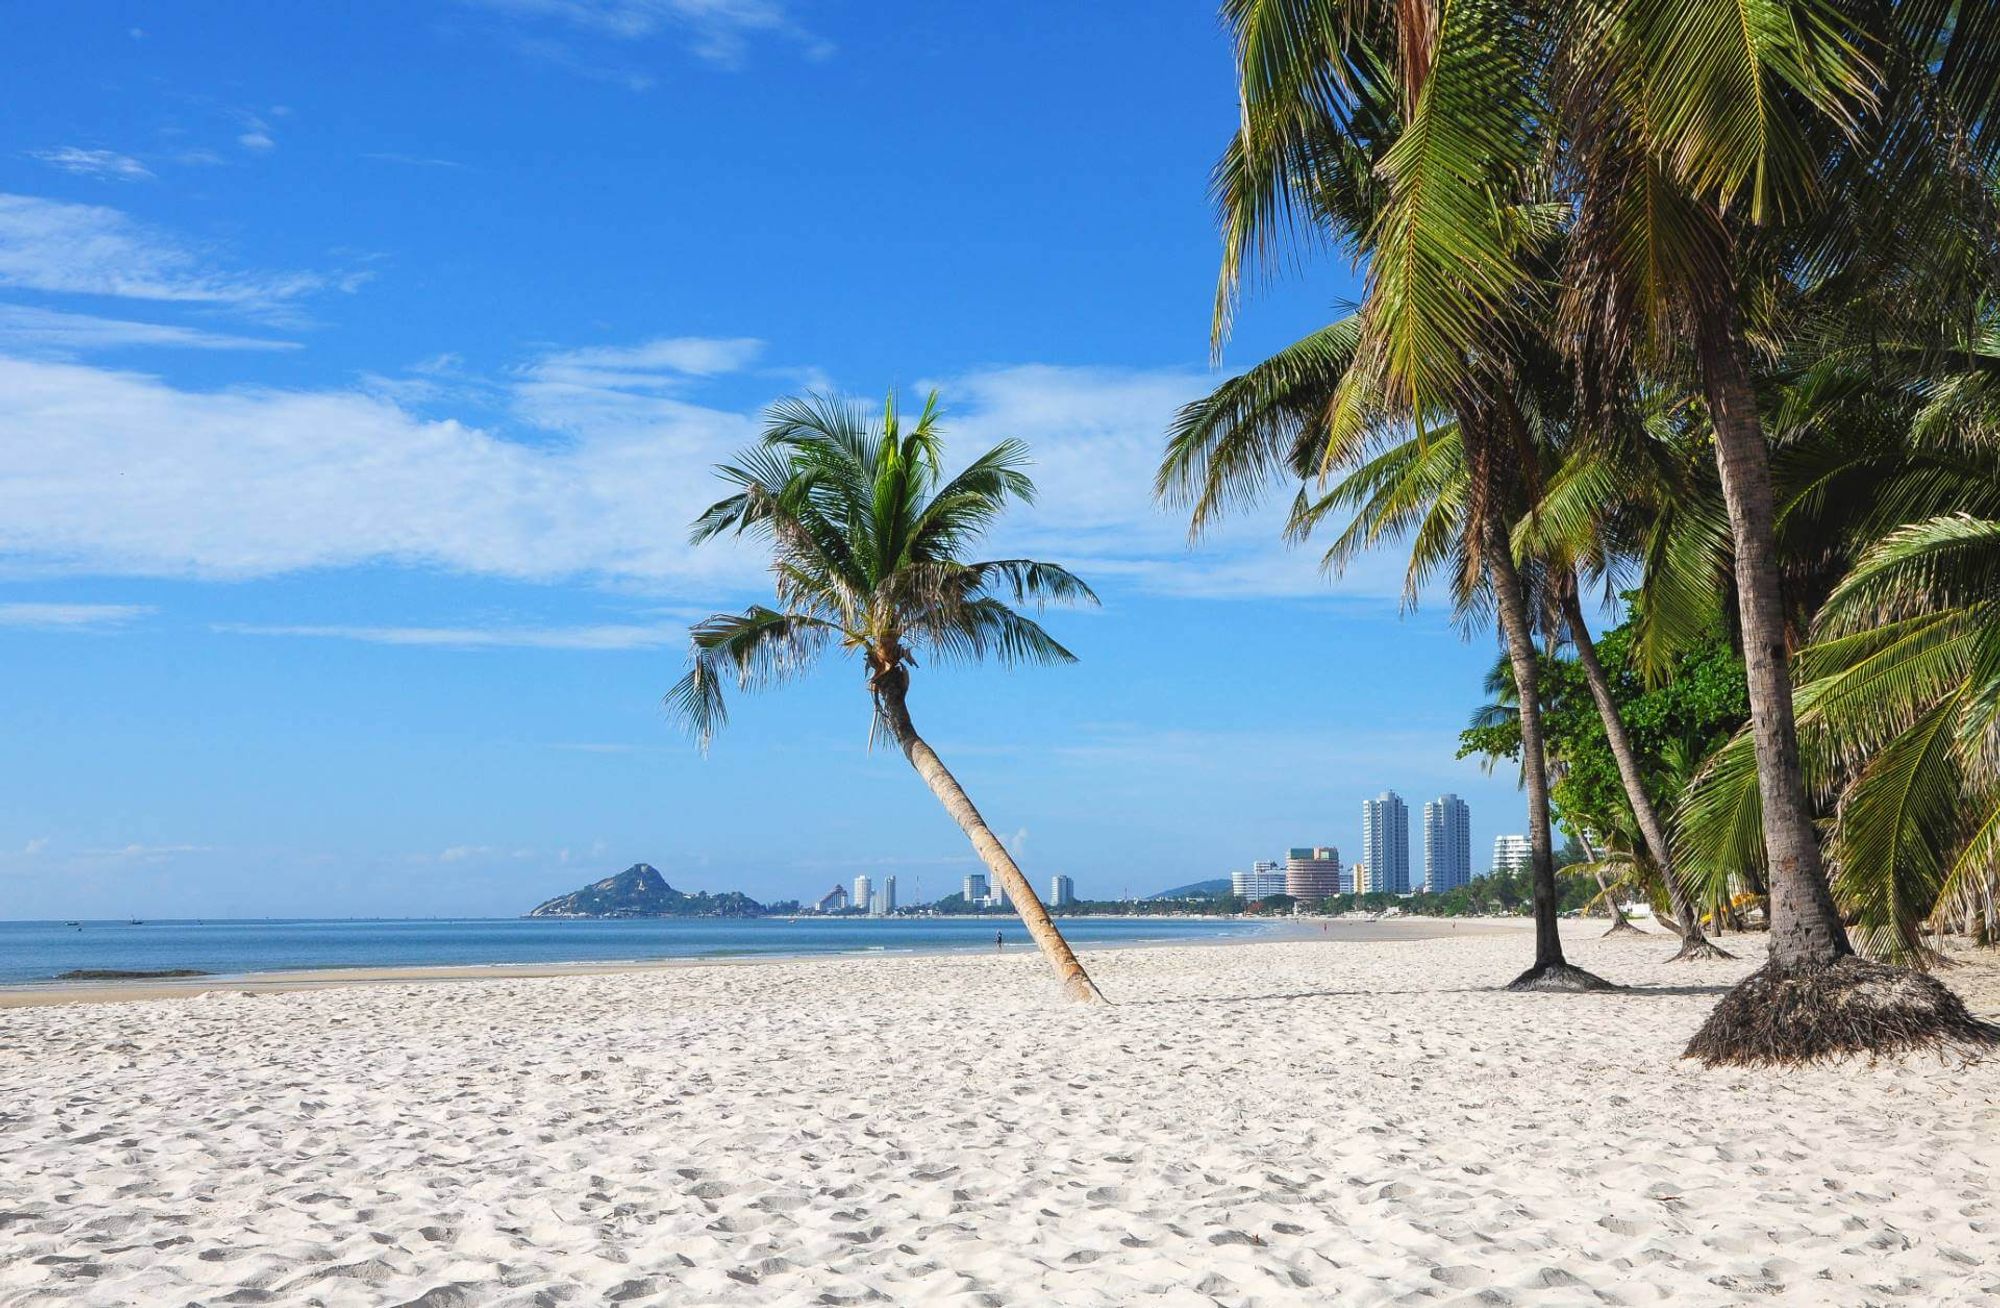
[1683,293,1994,1064]
[873,668,1103,1003]
[1484,517,1612,991]
[1690,298,1849,968]
[1558,588,1729,960]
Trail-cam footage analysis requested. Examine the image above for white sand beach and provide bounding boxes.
[4,923,1998,1307]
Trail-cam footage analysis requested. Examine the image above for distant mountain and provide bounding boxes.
[525,864,765,919]
[1148,877,1233,900]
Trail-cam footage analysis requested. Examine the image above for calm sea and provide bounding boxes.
[0,916,1265,986]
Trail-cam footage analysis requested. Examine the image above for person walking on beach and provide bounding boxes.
[995,930,1004,951]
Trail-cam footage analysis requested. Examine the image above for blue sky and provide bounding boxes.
[1,1,1542,918]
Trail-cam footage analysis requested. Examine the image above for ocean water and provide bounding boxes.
[0,915,1266,986]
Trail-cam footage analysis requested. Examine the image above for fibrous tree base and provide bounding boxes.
[1685,957,1998,1066]
[1602,919,1648,937]
[1668,935,1735,962]
[1506,961,1620,992]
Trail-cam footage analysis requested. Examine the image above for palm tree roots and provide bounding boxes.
[1602,918,1648,937]
[1668,935,1735,962]
[1507,961,1620,992]
[1684,958,1999,1066]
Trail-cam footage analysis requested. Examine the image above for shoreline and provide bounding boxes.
[0,916,1524,1009]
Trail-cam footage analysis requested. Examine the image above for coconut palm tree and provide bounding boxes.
[667,391,1105,1003]
[1214,0,1999,1061]
[1184,2,1612,990]
[1552,0,2000,1062]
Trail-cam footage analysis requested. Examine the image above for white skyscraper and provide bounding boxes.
[1423,794,1472,892]
[1361,791,1411,893]
[1232,860,1289,899]
[1050,874,1075,907]
[964,873,989,905]
[881,875,897,914]
[853,874,873,915]
[1492,834,1531,876]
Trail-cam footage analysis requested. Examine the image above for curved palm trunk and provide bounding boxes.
[1575,827,1640,935]
[1484,518,1613,991]
[1684,294,1992,1064]
[874,669,1103,1003]
[1558,589,1729,960]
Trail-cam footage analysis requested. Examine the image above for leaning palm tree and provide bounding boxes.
[667,391,1105,1003]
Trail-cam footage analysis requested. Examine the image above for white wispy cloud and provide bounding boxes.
[363,152,469,170]
[214,622,687,650]
[0,343,1413,602]
[28,148,153,181]
[0,305,297,357]
[0,602,156,630]
[79,842,212,861]
[0,193,326,316]
[469,0,831,72]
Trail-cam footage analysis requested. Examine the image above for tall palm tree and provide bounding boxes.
[667,391,1105,1003]
[1185,2,1611,990]
[1555,0,2000,1061]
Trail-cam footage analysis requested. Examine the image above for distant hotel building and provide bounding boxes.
[853,874,873,916]
[866,875,895,916]
[1361,791,1411,893]
[964,873,988,905]
[815,884,850,913]
[1233,860,1289,899]
[1423,794,1472,892]
[1284,846,1344,901]
[1050,874,1075,907]
[1492,834,1531,876]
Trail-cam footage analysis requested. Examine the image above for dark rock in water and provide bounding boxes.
[525,863,765,919]
[57,969,210,981]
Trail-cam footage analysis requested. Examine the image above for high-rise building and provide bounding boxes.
[963,873,989,904]
[1050,874,1075,907]
[1492,834,1531,876]
[1423,794,1472,892]
[992,879,1010,910]
[1361,791,1411,893]
[853,874,873,915]
[1233,860,1289,899]
[880,875,897,914]
[1284,846,1344,900]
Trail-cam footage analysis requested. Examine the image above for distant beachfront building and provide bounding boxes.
[1284,847,1344,901]
[875,875,896,915]
[964,873,988,905]
[1233,860,1288,899]
[1050,874,1075,907]
[1362,791,1411,893]
[1423,794,1472,892]
[992,880,1010,910]
[853,874,873,916]
[814,884,850,913]
[1492,834,1531,876]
